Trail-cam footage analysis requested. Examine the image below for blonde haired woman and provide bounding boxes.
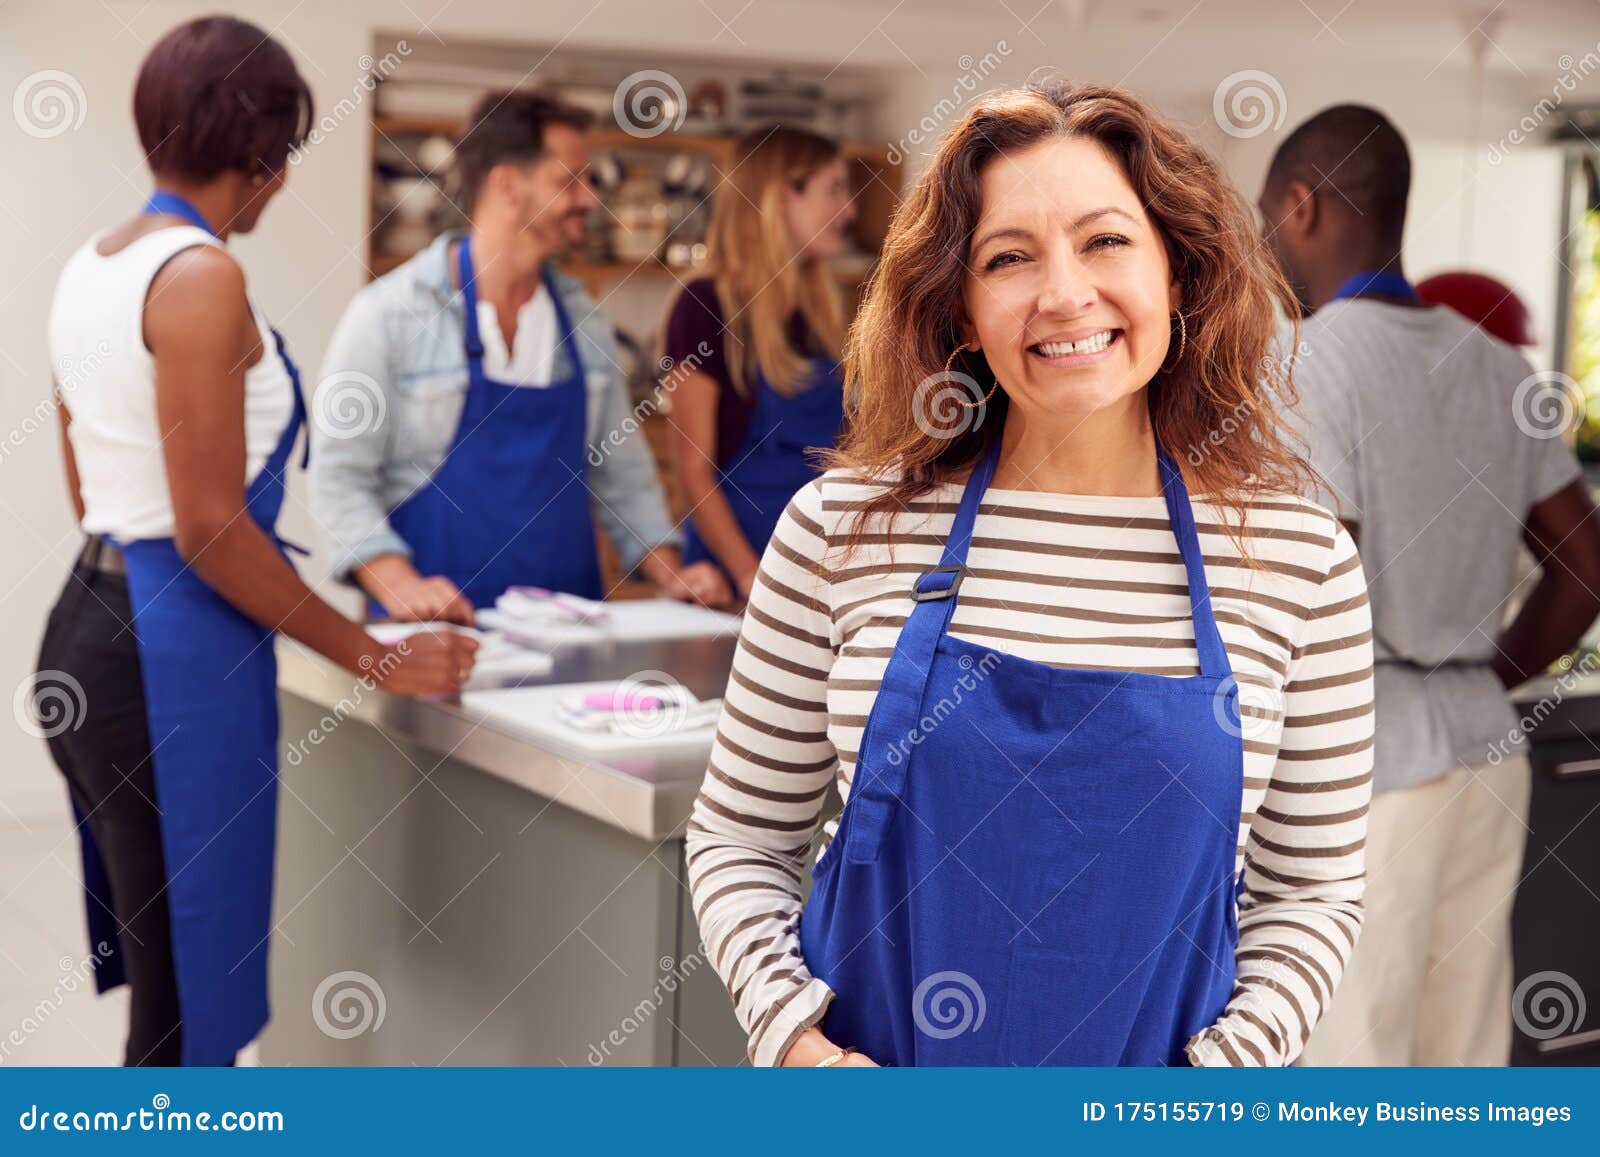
[686,81,1375,1068]
[662,124,856,601]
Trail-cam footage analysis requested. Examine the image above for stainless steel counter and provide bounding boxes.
[277,633,1600,823]
[264,628,750,1066]
[275,629,738,841]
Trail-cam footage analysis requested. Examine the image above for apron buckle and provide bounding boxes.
[912,564,964,602]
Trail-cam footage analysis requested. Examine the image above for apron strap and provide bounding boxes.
[541,264,582,376]
[457,236,486,364]
[846,433,1233,864]
[1156,448,1232,681]
[270,327,310,470]
[845,435,1001,864]
[1331,269,1418,302]
[458,238,581,381]
[142,190,216,236]
[144,194,309,477]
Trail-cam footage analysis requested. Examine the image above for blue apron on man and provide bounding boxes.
[799,426,1246,1066]
[680,358,844,577]
[1330,269,1418,303]
[381,236,604,612]
[70,190,308,1065]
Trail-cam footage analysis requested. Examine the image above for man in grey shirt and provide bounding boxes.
[1258,104,1600,1065]
[312,91,728,621]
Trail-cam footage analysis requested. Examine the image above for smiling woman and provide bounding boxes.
[836,80,1311,540]
[685,79,1376,1070]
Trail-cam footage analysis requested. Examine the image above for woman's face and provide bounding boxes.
[962,136,1178,427]
[785,157,857,260]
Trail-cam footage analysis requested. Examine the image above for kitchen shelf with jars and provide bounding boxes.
[362,38,903,596]
[363,49,903,297]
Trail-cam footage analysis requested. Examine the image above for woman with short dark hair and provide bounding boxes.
[35,15,473,1066]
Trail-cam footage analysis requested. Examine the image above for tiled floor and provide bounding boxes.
[0,808,130,1066]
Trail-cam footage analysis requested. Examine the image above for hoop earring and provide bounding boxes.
[1162,312,1187,372]
[947,343,1000,408]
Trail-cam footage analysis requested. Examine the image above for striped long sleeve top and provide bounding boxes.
[685,468,1375,1068]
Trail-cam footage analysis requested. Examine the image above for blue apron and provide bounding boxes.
[680,358,844,577]
[1331,270,1418,302]
[799,430,1246,1066]
[74,190,307,1065]
[381,235,602,612]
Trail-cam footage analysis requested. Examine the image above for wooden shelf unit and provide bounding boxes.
[366,113,900,293]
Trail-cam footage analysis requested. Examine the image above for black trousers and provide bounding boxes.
[36,553,185,1066]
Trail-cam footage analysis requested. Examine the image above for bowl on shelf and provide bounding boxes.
[376,176,443,224]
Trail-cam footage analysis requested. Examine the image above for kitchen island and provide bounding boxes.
[257,630,754,1067]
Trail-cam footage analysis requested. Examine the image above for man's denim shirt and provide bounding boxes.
[309,230,680,583]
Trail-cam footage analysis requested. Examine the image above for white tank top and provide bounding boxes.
[47,225,295,540]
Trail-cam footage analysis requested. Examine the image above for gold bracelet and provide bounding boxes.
[814,1047,853,1067]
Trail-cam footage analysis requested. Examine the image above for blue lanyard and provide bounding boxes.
[142,191,217,237]
[1331,269,1417,302]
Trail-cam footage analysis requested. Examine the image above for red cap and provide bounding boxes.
[1415,271,1538,347]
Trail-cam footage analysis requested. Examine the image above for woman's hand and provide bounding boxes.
[370,629,479,697]
[779,1026,878,1067]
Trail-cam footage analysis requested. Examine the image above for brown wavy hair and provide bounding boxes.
[829,79,1309,558]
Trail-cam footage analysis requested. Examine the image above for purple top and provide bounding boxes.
[662,277,823,466]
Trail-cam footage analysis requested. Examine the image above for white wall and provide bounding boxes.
[1,0,1593,815]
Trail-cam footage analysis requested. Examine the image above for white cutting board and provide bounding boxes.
[365,623,554,685]
[460,681,721,758]
[476,597,741,647]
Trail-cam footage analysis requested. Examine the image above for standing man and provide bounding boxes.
[313,91,729,621]
[1259,104,1600,1065]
